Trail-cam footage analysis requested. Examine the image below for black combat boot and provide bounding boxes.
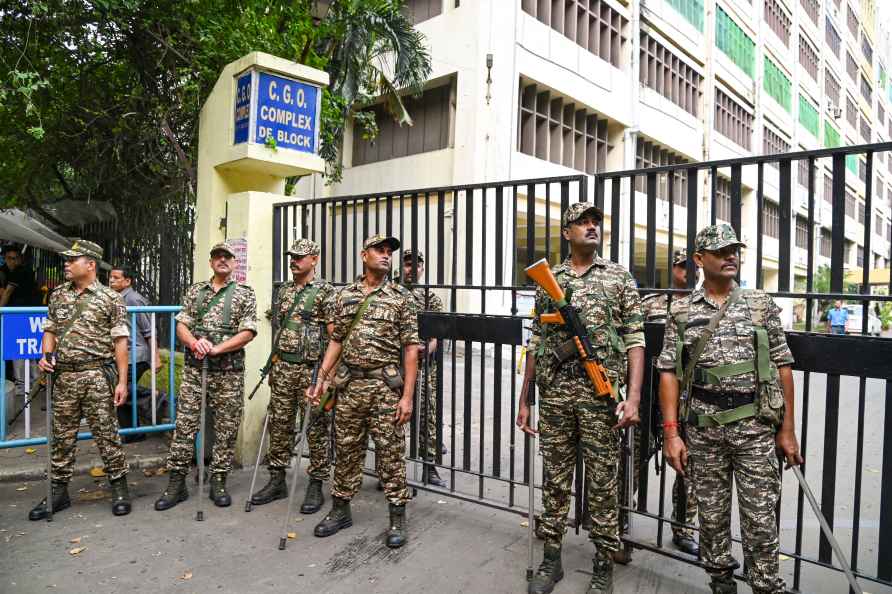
[300,478,325,514]
[586,551,614,594]
[385,503,407,548]
[251,468,287,506]
[672,533,700,556]
[708,574,737,594]
[528,544,563,594]
[109,476,132,516]
[209,473,231,507]
[314,496,352,537]
[154,471,188,511]
[424,465,447,488]
[28,481,71,521]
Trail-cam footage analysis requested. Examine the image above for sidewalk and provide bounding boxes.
[0,468,713,594]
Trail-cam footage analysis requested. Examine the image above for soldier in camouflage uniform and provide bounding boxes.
[401,248,447,488]
[309,235,419,549]
[637,249,699,557]
[30,239,133,520]
[517,203,645,594]
[250,239,335,514]
[155,241,258,511]
[657,224,803,594]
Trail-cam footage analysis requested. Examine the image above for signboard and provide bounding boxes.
[229,237,249,284]
[2,313,47,360]
[232,68,321,154]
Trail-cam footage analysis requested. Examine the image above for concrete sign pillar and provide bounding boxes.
[193,52,328,466]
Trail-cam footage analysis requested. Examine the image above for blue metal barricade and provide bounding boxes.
[0,305,181,449]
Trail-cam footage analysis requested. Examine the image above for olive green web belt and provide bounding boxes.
[692,360,755,384]
[687,402,757,428]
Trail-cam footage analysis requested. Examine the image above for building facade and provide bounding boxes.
[295,0,892,301]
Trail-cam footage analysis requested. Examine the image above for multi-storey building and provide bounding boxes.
[297,0,892,300]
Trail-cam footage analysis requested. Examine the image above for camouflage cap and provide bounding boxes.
[286,238,320,257]
[695,224,746,252]
[209,241,236,258]
[672,249,687,265]
[561,202,603,227]
[61,239,103,259]
[402,248,424,261]
[362,234,400,251]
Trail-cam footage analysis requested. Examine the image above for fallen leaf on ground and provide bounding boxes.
[69,547,87,556]
[287,532,297,539]
[69,537,82,544]
[25,448,36,454]
[179,571,192,581]
[89,467,106,478]
[16,486,28,491]
[293,518,303,523]
[437,499,446,504]
[866,468,879,474]
[142,467,166,477]
[78,490,108,501]
[520,521,529,527]
[778,554,791,561]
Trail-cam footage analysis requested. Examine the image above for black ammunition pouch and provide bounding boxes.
[185,326,245,372]
[331,364,404,392]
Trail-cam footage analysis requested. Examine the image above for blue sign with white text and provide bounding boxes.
[234,72,252,144]
[254,72,319,153]
[2,313,47,360]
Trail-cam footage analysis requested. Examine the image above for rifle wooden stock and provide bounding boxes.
[525,259,615,400]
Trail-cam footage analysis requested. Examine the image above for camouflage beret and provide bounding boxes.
[673,249,687,265]
[209,241,236,258]
[286,238,320,257]
[403,248,424,261]
[695,224,746,252]
[61,239,103,260]
[561,202,604,227]
[362,234,400,251]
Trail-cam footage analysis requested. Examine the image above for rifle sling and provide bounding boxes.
[681,287,742,391]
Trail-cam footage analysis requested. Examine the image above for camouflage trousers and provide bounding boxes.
[267,360,331,479]
[331,378,410,505]
[166,366,244,475]
[688,402,784,594]
[418,358,439,462]
[51,369,128,482]
[539,378,621,554]
[622,429,697,539]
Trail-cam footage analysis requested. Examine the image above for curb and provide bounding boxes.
[0,454,167,484]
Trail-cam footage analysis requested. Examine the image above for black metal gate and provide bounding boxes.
[272,142,892,593]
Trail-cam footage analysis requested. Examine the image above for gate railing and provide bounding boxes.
[273,143,892,592]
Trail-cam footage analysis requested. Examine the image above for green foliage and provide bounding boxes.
[878,302,892,331]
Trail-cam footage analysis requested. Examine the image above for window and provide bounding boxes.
[860,117,871,142]
[824,120,841,148]
[715,176,732,222]
[795,216,809,248]
[846,3,858,36]
[517,81,613,174]
[857,199,865,223]
[860,74,872,103]
[857,245,864,267]
[845,189,856,218]
[799,94,819,137]
[764,0,790,46]
[715,88,753,149]
[521,0,628,68]
[716,7,755,77]
[403,0,441,24]
[824,70,841,106]
[858,158,866,183]
[878,103,885,128]
[797,155,816,187]
[846,51,858,83]
[639,32,703,116]
[825,18,841,57]
[798,36,818,81]
[763,126,790,167]
[846,95,857,127]
[634,139,689,205]
[862,36,873,64]
[352,82,454,166]
[800,0,819,26]
[819,228,832,256]
[876,212,884,233]
[823,174,833,205]
[763,57,791,111]
[762,200,780,238]
[666,0,704,31]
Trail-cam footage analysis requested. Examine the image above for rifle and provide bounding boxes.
[524,259,614,399]
[9,372,46,427]
[44,352,55,522]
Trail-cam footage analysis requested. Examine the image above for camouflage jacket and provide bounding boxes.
[331,277,419,369]
[274,278,335,361]
[405,286,444,314]
[656,286,794,393]
[45,279,129,364]
[529,256,645,390]
[640,292,691,323]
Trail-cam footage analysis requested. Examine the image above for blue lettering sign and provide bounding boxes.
[234,72,252,145]
[254,72,319,153]
[2,314,47,360]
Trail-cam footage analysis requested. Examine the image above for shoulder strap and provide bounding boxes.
[301,284,322,317]
[54,290,101,353]
[221,284,236,327]
[674,302,689,379]
[680,287,742,388]
[743,290,774,381]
